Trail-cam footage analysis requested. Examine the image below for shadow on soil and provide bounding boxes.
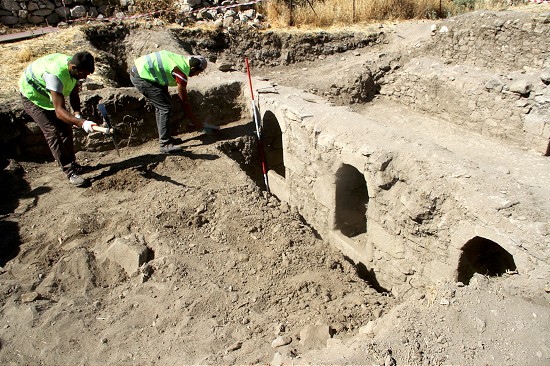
[349,258,391,294]
[0,162,52,266]
[88,152,219,187]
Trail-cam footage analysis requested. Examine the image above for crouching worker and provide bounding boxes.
[130,51,207,154]
[19,51,98,187]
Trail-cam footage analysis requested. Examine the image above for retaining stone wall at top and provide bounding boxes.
[0,0,114,26]
[0,0,264,28]
[381,10,550,154]
[428,10,550,72]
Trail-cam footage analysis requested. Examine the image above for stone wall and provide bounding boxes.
[429,10,550,72]
[254,77,550,297]
[0,0,114,26]
[381,11,550,154]
[0,0,266,28]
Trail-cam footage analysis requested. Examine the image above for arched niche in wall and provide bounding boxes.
[334,164,368,238]
[262,111,285,177]
[457,236,517,285]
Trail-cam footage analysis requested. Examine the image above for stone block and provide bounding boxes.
[69,4,86,17]
[283,108,303,123]
[509,79,532,96]
[374,256,407,282]
[358,320,376,335]
[369,151,393,172]
[484,77,504,92]
[299,323,331,350]
[372,170,397,191]
[283,152,305,174]
[340,147,366,171]
[28,15,44,24]
[524,113,546,136]
[328,230,370,264]
[312,175,335,209]
[367,222,404,259]
[0,15,18,25]
[267,170,289,203]
[423,260,454,282]
[105,237,149,276]
[289,125,310,147]
[316,130,337,151]
[1,0,21,11]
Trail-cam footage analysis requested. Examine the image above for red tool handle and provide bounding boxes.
[245,58,255,101]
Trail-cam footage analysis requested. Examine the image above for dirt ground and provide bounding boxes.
[1,5,550,366]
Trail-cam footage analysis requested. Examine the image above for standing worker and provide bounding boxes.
[19,51,98,187]
[130,51,207,154]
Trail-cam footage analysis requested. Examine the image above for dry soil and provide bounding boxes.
[1,6,549,366]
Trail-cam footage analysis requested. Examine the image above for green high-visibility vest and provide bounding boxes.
[19,53,77,110]
[134,51,190,87]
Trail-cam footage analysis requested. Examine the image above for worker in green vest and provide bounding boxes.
[19,51,98,187]
[130,51,207,154]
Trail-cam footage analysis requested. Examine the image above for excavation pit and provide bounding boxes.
[1,14,549,364]
[2,68,547,296]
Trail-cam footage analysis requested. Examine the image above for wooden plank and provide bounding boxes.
[0,26,58,43]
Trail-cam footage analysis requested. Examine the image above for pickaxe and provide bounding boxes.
[96,103,120,157]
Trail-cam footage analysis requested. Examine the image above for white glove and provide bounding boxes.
[82,120,97,133]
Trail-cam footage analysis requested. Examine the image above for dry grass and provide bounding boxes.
[15,47,33,63]
[265,0,293,28]
[265,0,450,27]
[264,0,531,27]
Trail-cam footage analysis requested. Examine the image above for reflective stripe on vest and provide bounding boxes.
[134,51,189,87]
[24,64,50,98]
[145,52,169,85]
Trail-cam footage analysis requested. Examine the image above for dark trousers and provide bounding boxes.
[130,73,172,147]
[21,94,76,177]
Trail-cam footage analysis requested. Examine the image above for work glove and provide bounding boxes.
[82,120,97,134]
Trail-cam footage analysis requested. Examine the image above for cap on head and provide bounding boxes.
[70,51,95,74]
[189,55,207,72]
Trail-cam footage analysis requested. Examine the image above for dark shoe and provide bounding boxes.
[72,162,85,174]
[168,137,184,145]
[68,173,89,187]
[160,144,183,154]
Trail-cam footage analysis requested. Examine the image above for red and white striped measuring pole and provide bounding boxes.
[245,57,270,193]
